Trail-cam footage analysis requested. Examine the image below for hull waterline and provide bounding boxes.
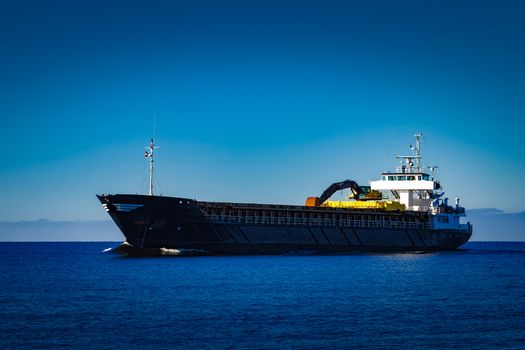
[97,194,472,255]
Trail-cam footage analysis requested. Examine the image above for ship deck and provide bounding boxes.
[197,200,431,229]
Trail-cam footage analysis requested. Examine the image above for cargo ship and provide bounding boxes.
[97,134,472,255]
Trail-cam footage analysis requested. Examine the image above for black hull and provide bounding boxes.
[97,194,472,255]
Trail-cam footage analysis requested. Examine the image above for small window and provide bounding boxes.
[422,174,430,181]
[388,176,395,181]
[382,176,386,181]
[398,176,407,181]
[407,176,415,181]
[417,176,421,180]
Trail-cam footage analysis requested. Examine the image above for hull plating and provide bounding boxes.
[98,194,472,254]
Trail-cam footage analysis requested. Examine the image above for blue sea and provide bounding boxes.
[1,242,524,349]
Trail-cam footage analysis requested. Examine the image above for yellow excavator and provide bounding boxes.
[305,179,405,211]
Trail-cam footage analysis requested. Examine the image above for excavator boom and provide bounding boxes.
[318,180,362,204]
[305,179,383,207]
[305,180,361,207]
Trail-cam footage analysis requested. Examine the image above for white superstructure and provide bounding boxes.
[370,133,468,231]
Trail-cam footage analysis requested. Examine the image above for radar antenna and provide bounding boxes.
[396,133,423,173]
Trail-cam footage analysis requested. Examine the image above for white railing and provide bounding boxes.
[207,214,435,230]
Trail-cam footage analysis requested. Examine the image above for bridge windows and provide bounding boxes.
[384,175,422,181]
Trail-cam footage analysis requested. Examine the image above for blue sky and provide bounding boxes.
[1,0,524,223]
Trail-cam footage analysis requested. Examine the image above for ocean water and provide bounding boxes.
[1,242,524,349]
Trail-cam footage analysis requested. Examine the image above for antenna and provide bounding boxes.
[144,113,159,196]
[153,110,156,141]
[414,133,422,171]
[396,133,423,173]
[428,165,438,178]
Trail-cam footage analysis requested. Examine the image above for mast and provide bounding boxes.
[144,138,159,196]
[143,113,160,196]
[414,133,422,172]
[396,133,423,173]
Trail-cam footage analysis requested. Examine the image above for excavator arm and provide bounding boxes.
[306,180,363,207]
[305,179,382,207]
[318,180,363,203]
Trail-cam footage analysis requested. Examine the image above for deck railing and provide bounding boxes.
[206,214,444,230]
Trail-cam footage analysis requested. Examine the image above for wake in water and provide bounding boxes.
[102,242,454,257]
[102,242,209,257]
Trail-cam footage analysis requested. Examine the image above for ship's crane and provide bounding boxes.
[319,180,362,203]
[305,179,382,207]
